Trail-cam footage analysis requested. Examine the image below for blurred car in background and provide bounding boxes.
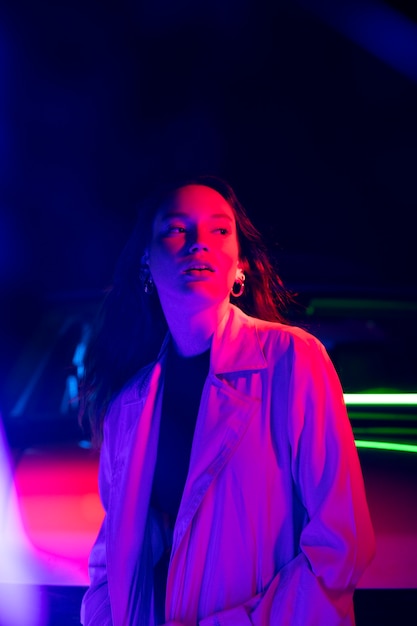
[1,285,416,590]
[0,291,102,587]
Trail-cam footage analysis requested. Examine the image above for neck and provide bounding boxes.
[161,299,230,356]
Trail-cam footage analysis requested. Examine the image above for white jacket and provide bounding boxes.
[81,305,375,625]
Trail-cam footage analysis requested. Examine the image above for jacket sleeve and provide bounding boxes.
[80,404,115,626]
[200,335,375,626]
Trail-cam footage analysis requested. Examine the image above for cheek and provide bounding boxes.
[222,246,240,273]
[221,257,239,290]
[149,242,176,272]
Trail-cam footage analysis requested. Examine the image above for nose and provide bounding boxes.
[188,228,209,253]
[188,241,209,253]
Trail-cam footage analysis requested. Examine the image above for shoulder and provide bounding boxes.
[234,306,327,358]
[219,306,331,378]
[101,358,164,459]
[103,359,159,435]
[248,314,344,405]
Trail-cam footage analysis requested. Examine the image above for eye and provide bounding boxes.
[163,224,187,235]
[213,227,230,235]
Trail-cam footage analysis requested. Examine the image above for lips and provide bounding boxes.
[182,261,215,273]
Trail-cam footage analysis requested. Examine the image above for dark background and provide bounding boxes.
[1,0,416,366]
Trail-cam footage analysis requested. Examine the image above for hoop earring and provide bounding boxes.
[139,265,154,295]
[144,277,154,294]
[231,276,245,297]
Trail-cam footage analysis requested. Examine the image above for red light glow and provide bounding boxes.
[12,445,103,585]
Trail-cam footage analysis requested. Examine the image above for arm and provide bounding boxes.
[80,518,112,625]
[200,336,375,626]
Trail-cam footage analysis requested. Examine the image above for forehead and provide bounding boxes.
[155,184,235,221]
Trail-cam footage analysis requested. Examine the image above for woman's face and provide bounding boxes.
[147,184,243,312]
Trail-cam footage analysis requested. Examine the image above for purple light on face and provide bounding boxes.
[0,415,48,626]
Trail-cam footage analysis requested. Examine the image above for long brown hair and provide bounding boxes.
[79,174,294,446]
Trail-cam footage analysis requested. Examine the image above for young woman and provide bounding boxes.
[79,175,375,625]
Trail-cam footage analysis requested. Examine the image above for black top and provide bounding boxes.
[150,339,210,623]
[151,340,210,522]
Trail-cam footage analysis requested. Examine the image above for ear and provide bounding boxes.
[236,260,246,280]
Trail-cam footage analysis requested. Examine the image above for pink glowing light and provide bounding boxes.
[12,445,103,585]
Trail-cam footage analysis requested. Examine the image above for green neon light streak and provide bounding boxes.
[344,393,417,406]
[306,298,417,314]
[353,427,417,436]
[355,440,417,454]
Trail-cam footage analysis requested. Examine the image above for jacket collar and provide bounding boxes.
[148,304,267,386]
[210,304,267,374]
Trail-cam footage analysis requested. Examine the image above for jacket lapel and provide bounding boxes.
[108,360,165,626]
[171,305,267,553]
